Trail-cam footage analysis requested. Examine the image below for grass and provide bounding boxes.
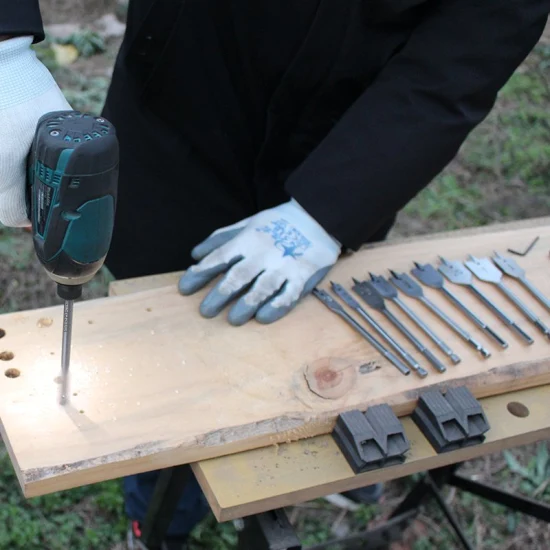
[396,40,550,236]
[0,20,549,550]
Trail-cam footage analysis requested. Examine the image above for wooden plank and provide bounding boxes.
[0,219,549,498]
[194,384,550,521]
[109,271,182,297]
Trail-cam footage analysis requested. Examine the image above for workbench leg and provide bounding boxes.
[237,509,302,550]
[449,473,550,522]
[388,475,432,520]
[139,465,191,550]
[389,465,474,550]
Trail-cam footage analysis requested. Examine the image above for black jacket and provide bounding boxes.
[3,0,549,253]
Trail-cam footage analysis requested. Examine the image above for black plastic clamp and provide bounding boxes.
[411,386,490,453]
[333,404,410,474]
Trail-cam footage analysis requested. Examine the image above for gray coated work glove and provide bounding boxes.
[179,198,342,325]
[0,36,71,227]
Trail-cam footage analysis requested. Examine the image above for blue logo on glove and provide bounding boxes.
[256,218,311,259]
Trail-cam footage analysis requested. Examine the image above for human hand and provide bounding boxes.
[0,36,71,227]
[178,198,341,325]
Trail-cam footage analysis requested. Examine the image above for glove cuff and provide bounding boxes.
[0,36,59,111]
[283,198,342,251]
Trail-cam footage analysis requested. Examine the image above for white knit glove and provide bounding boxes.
[0,36,71,227]
[179,198,342,325]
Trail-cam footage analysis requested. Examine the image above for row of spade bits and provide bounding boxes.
[492,252,550,312]
[436,257,533,344]
[351,279,447,374]
[366,273,461,364]
[379,269,492,359]
[464,255,550,339]
[408,263,512,348]
[330,283,428,377]
[312,288,412,376]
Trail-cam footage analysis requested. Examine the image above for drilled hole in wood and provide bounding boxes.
[88,320,94,325]
[79,410,84,414]
[507,402,530,418]
[146,308,152,312]
[0,329,5,339]
[5,368,20,378]
[0,351,14,361]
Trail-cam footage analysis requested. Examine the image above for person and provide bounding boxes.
[1,1,549,548]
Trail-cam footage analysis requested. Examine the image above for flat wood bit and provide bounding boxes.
[465,255,549,340]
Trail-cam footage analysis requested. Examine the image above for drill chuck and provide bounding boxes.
[26,111,119,298]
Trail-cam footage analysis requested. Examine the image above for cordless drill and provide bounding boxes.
[26,110,119,405]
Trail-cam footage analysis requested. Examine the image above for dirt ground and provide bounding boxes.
[39,0,121,24]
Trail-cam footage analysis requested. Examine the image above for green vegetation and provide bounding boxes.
[0,19,549,550]
[399,41,550,235]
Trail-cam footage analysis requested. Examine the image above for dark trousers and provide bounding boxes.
[123,469,211,539]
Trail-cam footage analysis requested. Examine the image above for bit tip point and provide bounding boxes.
[388,269,399,278]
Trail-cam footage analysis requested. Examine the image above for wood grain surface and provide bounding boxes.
[0,218,549,497]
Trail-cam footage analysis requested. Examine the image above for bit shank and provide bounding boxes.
[467,285,534,344]
[376,270,461,364]
[397,264,491,359]
[380,308,440,375]
[439,256,508,348]
[419,296,491,358]
[496,282,550,339]
[312,288,411,376]
[351,280,435,376]
[440,286,508,348]
[465,255,544,340]
[520,277,550,312]
[330,282,424,374]
[393,296,461,364]
[60,299,73,405]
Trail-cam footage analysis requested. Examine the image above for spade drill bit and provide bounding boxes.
[492,252,550,313]
[371,271,462,365]
[350,279,433,377]
[437,257,532,344]
[330,282,424,374]
[437,257,510,348]
[60,299,73,406]
[312,288,411,376]
[465,255,549,340]
[400,264,491,358]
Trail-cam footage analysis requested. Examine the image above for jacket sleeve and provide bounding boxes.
[285,0,550,250]
[0,0,45,42]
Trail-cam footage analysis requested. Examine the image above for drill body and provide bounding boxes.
[26,110,119,405]
[26,110,119,299]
